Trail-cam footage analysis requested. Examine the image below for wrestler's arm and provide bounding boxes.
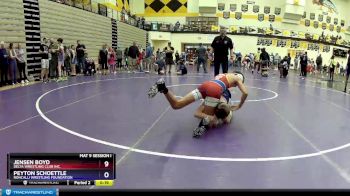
[231,81,248,111]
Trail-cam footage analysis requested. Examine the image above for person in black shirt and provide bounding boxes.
[76,40,86,74]
[344,50,350,93]
[210,28,234,76]
[99,44,108,75]
[259,48,270,76]
[165,42,174,74]
[300,52,308,78]
[128,42,140,72]
[40,38,50,82]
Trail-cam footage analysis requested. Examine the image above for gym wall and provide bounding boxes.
[0,0,26,45]
[117,21,147,50]
[39,0,112,61]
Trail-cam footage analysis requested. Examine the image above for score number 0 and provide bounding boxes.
[104,161,110,178]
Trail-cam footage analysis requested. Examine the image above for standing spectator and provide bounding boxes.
[128,42,139,73]
[76,40,86,74]
[49,38,59,79]
[64,46,71,77]
[137,48,145,72]
[124,47,129,72]
[253,48,261,74]
[294,54,299,70]
[0,41,9,86]
[141,17,145,29]
[165,42,174,74]
[287,53,291,68]
[40,38,50,82]
[99,44,108,75]
[196,43,208,73]
[329,55,336,81]
[344,50,350,93]
[175,50,180,64]
[259,48,270,76]
[57,38,65,81]
[16,43,28,84]
[274,53,281,69]
[8,43,17,85]
[210,28,234,76]
[145,44,153,73]
[116,47,123,71]
[108,47,116,74]
[316,54,323,73]
[156,48,161,60]
[300,52,308,78]
[70,45,77,76]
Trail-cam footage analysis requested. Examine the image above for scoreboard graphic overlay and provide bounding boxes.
[7,153,116,186]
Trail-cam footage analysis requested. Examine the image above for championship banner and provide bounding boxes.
[223,11,230,19]
[300,42,308,49]
[286,40,292,48]
[229,26,238,33]
[283,30,291,37]
[235,12,242,20]
[211,25,220,32]
[313,34,319,40]
[298,32,305,39]
[272,39,278,47]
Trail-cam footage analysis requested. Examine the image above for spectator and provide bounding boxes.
[210,28,234,76]
[344,50,350,93]
[141,17,145,29]
[253,48,261,74]
[0,41,9,86]
[16,43,28,84]
[196,43,208,73]
[156,48,161,60]
[145,44,153,73]
[49,38,59,79]
[116,47,123,71]
[8,43,17,85]
[64,46,71,76]
[176,59,187,75]
[57,38,65,81]
[154,57,166,75]
[300,52,308,78]
[124,47,129,72]
[128,42,140,73]
[76,40,86,74]
[165,42,175,74]
[316,54,322,73]
[70,45,77,76]
[108,47,116,74]
[329,55,336,81]
[99,44,108,75]
[40,38,50,82]
[175,50,180,64]
[279,56,289,78]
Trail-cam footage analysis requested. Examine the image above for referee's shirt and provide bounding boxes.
[211,35,234,59]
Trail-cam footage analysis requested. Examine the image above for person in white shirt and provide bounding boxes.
[16,43,29,84]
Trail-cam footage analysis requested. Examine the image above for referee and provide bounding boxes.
[210,28,234,76]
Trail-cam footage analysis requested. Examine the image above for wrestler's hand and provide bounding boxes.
[230,105,240,111]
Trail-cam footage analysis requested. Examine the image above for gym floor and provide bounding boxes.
[1,68,350,189]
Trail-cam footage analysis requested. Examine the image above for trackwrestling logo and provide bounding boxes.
[2,188,57,195]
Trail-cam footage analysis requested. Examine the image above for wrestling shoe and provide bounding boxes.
[148,78,168,98]
[193,126,207,138]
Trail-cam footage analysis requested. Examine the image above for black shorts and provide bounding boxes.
[165,58,174,65]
